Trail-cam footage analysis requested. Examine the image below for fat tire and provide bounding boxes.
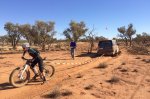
[9,67,30,87]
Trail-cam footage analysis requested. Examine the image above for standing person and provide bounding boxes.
[21,43,46,83]
[70,40,76,60]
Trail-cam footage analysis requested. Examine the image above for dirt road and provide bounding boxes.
[0,50,150,99]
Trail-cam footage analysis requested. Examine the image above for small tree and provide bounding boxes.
[33,21,56,51]
[126,24,136,46]
[117,23,136,46]
[63,20,88,42]
[0,35,9,46]
[95,36,107,42]
[19,24,33,45]
[117,26,128,46]
[4,22,21,49]
[86,26,95,53]
[134,32,150,45]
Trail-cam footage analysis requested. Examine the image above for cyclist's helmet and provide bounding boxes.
[22,43,30,49]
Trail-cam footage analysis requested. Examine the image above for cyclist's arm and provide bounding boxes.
[22,51,27,57]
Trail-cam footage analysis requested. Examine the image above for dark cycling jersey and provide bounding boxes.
[22,48,43,72]
[23,48,40,58]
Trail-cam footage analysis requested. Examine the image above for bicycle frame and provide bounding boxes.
[9,57,55,87]
[18,64,29,80]
[17,57,32,80]
[18,57,47,80]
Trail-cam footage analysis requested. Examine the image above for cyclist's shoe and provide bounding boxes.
[42,76,47,84]
[32,74,39,80]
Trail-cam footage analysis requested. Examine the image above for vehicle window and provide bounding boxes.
[98,41,112,48]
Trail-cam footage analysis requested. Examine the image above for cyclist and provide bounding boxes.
[21,43,46,83]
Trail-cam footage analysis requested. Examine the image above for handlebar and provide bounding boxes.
[22,57,30,60]
[22,56,47,65]
[22,57,47,61]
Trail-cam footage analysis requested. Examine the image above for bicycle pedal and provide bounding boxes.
[41,81,47,85]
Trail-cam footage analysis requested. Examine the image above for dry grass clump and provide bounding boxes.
[121,62,126,65]
[84,84,94,90]
[106,76,120,84]
[44,88,73,98]
[120,68,128,72]
[145,59,150,63]
[142,59,150,63]
[91,93,101,98]
[75,73,83,78]
[132,69,138,72]
[127,45,149,55]
[46,89,60,98]
[61,89,73,96]
[95,63,108,69]
[142,59,146,61]
[135,57,141,59]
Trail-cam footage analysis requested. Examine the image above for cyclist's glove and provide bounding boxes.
[22,56,25,60]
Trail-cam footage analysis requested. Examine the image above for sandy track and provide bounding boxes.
[0,51,113,99]
[1,50,150,99]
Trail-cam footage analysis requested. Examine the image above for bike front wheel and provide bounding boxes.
[9,67,30,87]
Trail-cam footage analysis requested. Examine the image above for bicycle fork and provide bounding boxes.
[18,64,28,80]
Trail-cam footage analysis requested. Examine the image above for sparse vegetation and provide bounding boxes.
[142,59,146,61]
[63,21,88,42]
[118,23,136,46]
[107,76,120,84]
[61,89,73,96]
[75,73,83,78]
[116,66,122,69]
[132,69,138,72]
[127,32,150,55]
[95,63,108,69]
[142,59,150,63]
[47,89,60,98]
[145,59,150,63]
[120,68,128,72]
[91,93,101,98]
[84,84,94,90]
[135,57,141,59]
[121,62,126,65]
[127,45,149,55]
[44,88,72,98]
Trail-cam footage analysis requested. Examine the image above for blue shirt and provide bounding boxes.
[70,41,76,48]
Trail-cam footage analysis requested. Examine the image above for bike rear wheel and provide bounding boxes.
[9,67,30,87]
[43,65,55,80]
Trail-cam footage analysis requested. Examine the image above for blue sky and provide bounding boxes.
[0,0,150,39]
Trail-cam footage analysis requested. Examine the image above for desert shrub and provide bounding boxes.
[127,44,149,55]
[142,59,150,63]
[107,76,120,84]
[142,59,146,61]
[75,73,83,78]
[121,62,126,65]
[135,57,141,59]
[55,44,61,49]
[120,68,128,72]
[84,84,94,90]
[95,63,108,69]
[47,89,60,98]
[61,89,72,96]
[132,69,138,72]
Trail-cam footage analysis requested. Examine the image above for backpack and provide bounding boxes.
[28,48,40,58]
